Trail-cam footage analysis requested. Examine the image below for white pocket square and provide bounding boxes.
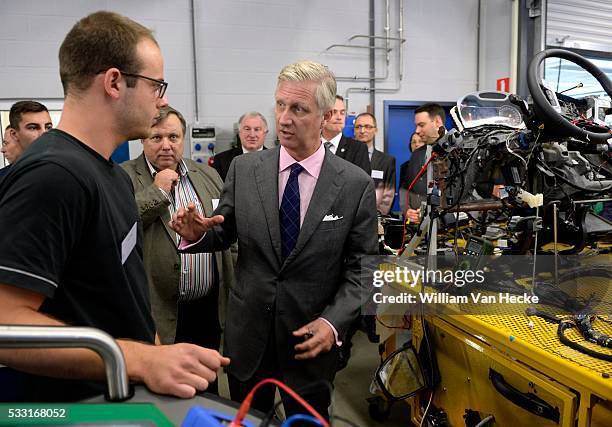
[322,214,343,222]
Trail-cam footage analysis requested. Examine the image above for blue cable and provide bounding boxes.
[281,414,324,427]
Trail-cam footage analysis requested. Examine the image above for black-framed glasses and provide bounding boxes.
[120,70,168,98]
[355,124,376,131]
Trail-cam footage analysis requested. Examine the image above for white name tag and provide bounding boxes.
[371,169,384,180]
[212,198,220,210]
[121,222,138,265]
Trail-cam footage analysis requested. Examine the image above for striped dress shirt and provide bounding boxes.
[146,158,214,301]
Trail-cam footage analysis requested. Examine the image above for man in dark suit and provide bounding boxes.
[212,111,268,180]
[171,60,378,418]
[398,132,424,216]
[321,95,370,174]
[354,112,396,215]
[405,103,447,223]
[121,106,234,394]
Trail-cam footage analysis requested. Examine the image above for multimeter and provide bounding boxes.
[461,235,494,270]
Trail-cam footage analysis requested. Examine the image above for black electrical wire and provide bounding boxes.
[537,158,612,193]
[409,208,438,426]
[528,264,612,356]
[440,154,468,215]
[442,139,487,181]
[574,314,612,348]
[557,321,612,362]
[583,155,612,179]
[465,210,489,225]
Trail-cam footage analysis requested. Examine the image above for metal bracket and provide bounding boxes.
[324,44,388,52]
[526,0,541,18]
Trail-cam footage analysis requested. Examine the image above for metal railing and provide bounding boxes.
[0,325,130,401]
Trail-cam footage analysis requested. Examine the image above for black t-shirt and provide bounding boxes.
[0,129,155,401]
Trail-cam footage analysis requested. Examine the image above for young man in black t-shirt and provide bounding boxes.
[0,11,228,401]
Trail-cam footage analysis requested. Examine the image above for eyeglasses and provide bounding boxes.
[120,71,168,98]
[97,69,168,98]
[355,124,376,131]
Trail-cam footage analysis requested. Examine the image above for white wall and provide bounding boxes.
[0,0,481,154]
[478,0,513,92]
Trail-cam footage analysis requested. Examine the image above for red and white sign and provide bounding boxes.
[496,77,510,93]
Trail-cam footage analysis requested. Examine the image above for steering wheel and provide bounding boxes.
[527,48,612,144]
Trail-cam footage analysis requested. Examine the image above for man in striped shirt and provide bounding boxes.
[122,106,234,395]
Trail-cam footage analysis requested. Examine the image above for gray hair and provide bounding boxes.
[277,60,336,113]
[238,111,268,130]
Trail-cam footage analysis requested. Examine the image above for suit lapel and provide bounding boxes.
[336,136,348,159]
[370,149,382,170]
[254,148,282,263]
[284,151,344,265]
[187,168,213,217]
[135,155,176,244]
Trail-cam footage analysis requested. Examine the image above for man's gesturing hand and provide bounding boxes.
[169,203,224,242]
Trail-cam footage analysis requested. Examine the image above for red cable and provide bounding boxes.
[407,151,437,193]
[229,377,329,427]
[398,151,438,255]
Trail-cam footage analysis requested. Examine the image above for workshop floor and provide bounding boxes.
[218,331,413,426]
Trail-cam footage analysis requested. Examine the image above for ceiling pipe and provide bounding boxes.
[190,0,200,122]
[345,0,404,114]
[369,0,376,115]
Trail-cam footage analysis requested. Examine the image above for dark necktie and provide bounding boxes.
[324,141,333,152]
[280,163,304,259]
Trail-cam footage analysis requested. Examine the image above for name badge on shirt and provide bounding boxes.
[212,198,220,210]
[371,169,384,180]
[121,222,138,265]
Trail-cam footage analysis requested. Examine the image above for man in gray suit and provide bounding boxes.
[171,60,378,417]
[121,106,234,394]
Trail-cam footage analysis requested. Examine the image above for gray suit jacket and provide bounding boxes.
[188,146,378,381]
[121,155,235,344]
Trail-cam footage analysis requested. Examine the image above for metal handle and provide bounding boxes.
[0,325,131,401]
[489,368,560,423]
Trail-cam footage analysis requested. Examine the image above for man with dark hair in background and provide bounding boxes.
[414,102,446,145]
[213,111,268,180]
[405,103,446,223]
[1,102,52,177]
[0,11,227,402]
[121,105,234,395]
[321,95,371,174]
[8,100,52,151]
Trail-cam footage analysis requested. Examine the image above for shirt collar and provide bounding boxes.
[279,143,325,179]
[144,156,188,177]
[321,132,342,148]
[241,144,264,154]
